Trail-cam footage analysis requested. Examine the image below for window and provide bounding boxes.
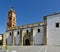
[13,18,15,21]
[10,32,11,36]
[37,29,40,33]
[8,23,11,27]
[17,31,19,35]
[56,23,59,28]
[26,30,28,33]
[9,18,12,21]
[13,25,14,27]
[31,29,33,32]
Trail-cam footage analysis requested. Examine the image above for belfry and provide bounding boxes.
[7,7,17,31]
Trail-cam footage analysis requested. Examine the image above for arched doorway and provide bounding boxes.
[25,39,30,45]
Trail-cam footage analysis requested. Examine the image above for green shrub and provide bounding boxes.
[0,40,3,45]
[5,45,8,50]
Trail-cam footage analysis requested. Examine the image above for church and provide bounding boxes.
[3,7,60,46]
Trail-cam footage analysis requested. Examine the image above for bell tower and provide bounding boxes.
[6,7,17,31]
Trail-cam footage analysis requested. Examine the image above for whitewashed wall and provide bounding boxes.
[33,27,44,45]
[47,14,60,45]
[6,26,44,46]
[6,30,21,45]
[6,31,12,45]
[14,30,20,45]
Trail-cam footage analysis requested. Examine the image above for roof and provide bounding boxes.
[17,22,44,28]
[43,12,60,20]
[6,22,45,31]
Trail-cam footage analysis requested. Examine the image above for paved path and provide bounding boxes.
[8,46,46,52]
[0,46,60,52]
[0,47,4,52]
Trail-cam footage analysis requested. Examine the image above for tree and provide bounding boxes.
[0,40,3,45]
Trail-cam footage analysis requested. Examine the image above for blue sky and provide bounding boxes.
[0,0,60,34]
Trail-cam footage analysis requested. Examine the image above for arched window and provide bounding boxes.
[17,31,19,35]
[9,18,12,21]
[13,18,15,21]
[37,29,40,33]
[10,32,11,36]
[26,30,28,33]
[13,25,14,27]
